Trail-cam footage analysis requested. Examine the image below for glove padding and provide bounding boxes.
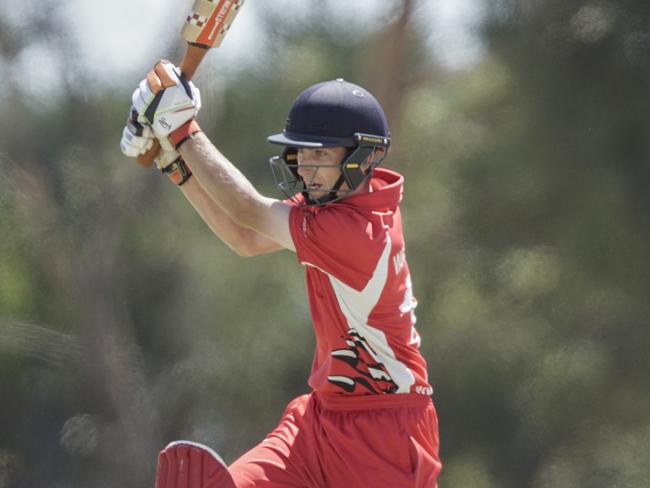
[120,106,154,157]
[155,440,235,488]
[132,60,201,140]
[120,107,182,171]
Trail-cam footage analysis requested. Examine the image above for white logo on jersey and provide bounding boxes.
[393,247,406,274]
[328,328,399,394]
[395,249,421,347]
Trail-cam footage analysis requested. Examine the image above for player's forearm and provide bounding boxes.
[180,176,281,256]
[180,132,265,229]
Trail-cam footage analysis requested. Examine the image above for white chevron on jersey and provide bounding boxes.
[325,235,416,394]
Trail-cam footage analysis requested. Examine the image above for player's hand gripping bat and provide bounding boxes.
[137,0,245,167]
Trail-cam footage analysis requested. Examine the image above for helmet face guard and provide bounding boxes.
[269,133,390,206]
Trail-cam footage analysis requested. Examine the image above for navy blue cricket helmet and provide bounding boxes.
[268,78,391,205]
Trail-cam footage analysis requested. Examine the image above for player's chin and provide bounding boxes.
[307,188,330,200]
[306,184,327,197]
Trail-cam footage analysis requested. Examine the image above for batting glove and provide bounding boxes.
[120,106,154,157]
[132,60,202,148]
[120,107,193,186]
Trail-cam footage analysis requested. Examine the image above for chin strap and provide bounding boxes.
[304,173,345,205]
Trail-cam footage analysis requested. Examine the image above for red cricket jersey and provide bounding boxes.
[288,168,433,401]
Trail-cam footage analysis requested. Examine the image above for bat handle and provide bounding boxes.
[179,43,209,81]
[136,44,209,167]
[137,139,161,167]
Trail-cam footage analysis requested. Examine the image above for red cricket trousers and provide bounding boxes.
[228,392,442,487]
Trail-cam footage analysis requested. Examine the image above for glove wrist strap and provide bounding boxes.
[168,119,201,149]
[162,157,193,186]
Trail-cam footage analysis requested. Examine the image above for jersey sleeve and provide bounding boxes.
[289,205,385,291]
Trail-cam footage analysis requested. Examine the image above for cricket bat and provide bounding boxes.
[138,0,246,167]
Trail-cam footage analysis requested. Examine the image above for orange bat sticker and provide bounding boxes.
[182,0,245,49]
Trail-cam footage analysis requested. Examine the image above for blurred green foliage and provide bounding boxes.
[1,1,649,487]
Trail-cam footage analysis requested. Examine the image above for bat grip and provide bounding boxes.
[137,139,161,167]
[180,43,209,81]
[136,44,209,167]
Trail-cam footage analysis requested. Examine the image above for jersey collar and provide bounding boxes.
[341,168,403,212]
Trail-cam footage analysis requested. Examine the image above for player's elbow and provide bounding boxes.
[231,244,274,258]
[231,243,257,257]
[226,229,280,258]
[221,231,259,258]
[236,238,283,257]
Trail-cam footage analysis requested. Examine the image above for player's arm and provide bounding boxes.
[179,175,285,256]
[120,103,283,256]
[120,61,294,254]
[179,133,295,252]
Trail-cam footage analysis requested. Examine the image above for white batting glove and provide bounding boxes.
[120,106,178,166]
[120,106,155,157]
[120,106,193,186]
[132,60,201,141]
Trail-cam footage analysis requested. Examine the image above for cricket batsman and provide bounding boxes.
[121,60,442,487]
